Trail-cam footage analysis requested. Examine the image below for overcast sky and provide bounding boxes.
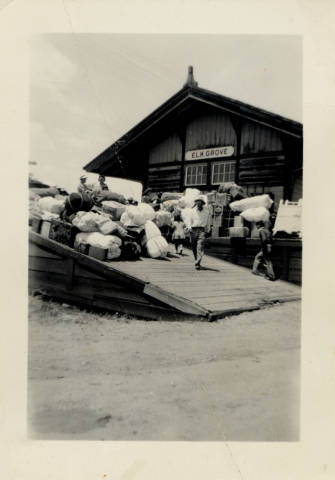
[30,34,302,194]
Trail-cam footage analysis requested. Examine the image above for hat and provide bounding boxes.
[194,194,206,204]
[80,174,88,180]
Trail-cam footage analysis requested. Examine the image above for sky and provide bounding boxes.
[30,34,302,196]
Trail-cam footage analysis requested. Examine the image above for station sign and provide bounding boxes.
[185,145,234,161]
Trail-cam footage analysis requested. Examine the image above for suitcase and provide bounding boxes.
[49,219,79,248]
[228,226,250,238]
[88,246,108,261]
[233,215,244,227]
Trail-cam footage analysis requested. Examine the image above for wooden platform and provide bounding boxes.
[29,231,301,321]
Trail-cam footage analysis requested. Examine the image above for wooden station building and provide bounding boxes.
[84,67,303,284]
[84,66,303,205]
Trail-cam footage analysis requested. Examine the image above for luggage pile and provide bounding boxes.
[30,193,171,261]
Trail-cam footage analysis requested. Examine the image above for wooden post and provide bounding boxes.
[231,116,241,184]
[179,125,187,191]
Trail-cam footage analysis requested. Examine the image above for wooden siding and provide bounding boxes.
[148,132,182,165]
[205,238,302,285]
[185,111,237,152]
[147,164,181,191]
[238,154,286,187]
[241,121,283,154]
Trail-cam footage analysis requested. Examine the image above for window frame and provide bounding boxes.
[184,163,208,186]
[211,160,236,185]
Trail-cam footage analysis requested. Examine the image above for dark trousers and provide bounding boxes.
[252,250,275,280]
[190,227,205,265]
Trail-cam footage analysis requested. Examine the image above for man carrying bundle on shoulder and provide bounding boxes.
[252,220,276,281]
[185,195,212,270]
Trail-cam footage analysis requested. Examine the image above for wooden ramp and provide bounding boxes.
[29,231,301,321]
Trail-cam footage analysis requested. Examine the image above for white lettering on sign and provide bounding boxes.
[185,146,234,161]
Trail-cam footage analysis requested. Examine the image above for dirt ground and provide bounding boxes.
[28,296,300,441]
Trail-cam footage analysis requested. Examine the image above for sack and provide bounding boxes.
[72,211,101,232]
[101,200,126,220]
[95,215,121,235]
[230,194,273,212]
[137,202,155,222]
[38,196,65,214]
[160,192,182,202]
[144,220,162,242]
[180,207,193,228]
[93,190,127,205]
[154,210,172,228]
[146,235,169,258]
[183,188,201,208]
[106,244,121,260]
[240,207,270,223]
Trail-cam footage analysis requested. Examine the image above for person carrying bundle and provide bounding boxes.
[185,195,211,270]
[252,221,276,281]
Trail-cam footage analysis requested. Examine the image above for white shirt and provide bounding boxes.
[187,206,211,232]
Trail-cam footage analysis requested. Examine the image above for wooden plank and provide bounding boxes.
[29,243,63,259]
[29,256,68,275]
[30,231,147,291]
[143,283,209,317]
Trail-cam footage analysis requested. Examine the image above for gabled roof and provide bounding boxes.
[84,71,302,174]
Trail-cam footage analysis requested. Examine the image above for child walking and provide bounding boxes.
[171,213,186,255]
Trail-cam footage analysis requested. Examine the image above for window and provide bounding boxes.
[211,161,236,184]
[184,164,208,186]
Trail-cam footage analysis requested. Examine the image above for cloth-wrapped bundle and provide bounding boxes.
[154,210,172,228]
[101,200,126,220]
[230,194,273,213]
[38,196,65,215]
[93,190,127,205]
[146,235,169,258]
[72,211,102,232]
[240,207,270,223]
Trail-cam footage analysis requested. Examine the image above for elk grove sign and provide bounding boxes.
[185,145,234,161]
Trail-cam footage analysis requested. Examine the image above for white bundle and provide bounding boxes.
[180,207,193,229]
[101,200,126,220]
[87,232,122,249]
[240,207,270,223]
[144,220,162,242]
[125,205,146,226]
[154,210,172,228]
[107,244,121,260]
[38,196,65,214]
[230,194,273,212]
[137,202,155,222]
[74,232,93,248]
[183,188,201,208]
[74,232,122,256]
[95,215,119,235]
[41,212,59,221]
[146,235,169,258]
[161,199,179,212]
[72,211,101,232]
[120,211,132,227]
